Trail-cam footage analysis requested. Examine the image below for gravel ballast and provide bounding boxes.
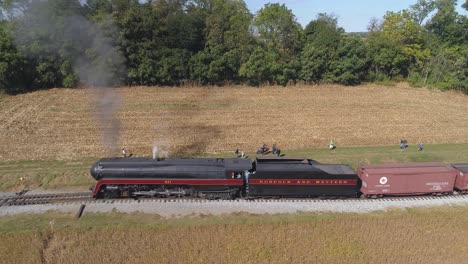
[2,196,468,217]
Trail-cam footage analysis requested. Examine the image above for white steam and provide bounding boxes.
[152,144,158,160]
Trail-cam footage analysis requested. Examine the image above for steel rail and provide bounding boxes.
[2,192,468,207]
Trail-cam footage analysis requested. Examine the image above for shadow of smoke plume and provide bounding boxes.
[152,89,232,157]
[171,124,223,156]
[13,1,126,156]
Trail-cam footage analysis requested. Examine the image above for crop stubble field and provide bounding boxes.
[2,207,468,264]
[0,83,467,161]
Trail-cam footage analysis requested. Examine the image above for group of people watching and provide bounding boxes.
[121,137,429,160]
[236,143,282,157]
[235,148,245,158]
[123,138,425,160]
[400,139,424,151]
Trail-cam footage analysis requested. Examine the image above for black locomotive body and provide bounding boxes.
[247,158,360,198]
[90,157,360,199]
[91,157,252,199]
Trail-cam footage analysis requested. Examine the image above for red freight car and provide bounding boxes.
[452,163,468,194]
[358,163,458,198]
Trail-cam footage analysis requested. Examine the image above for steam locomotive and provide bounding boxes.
[90,157,359,199]
[90,157,468,199]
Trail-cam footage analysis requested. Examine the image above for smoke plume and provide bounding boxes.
[14,1,125,154]
[94,88,121,154]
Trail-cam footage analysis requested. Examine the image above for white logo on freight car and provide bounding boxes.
[379,177,388,185]
[426,182,449,186]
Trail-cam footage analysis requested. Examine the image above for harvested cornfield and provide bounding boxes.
[0,83,467,161]
[3,207,468,264]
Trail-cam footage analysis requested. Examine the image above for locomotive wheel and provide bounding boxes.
[104,191,121,199]
[204,192,236,200]
[206,193,217,200]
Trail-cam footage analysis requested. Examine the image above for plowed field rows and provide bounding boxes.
[0,83,467,161]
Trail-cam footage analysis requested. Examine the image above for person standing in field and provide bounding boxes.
[122,148,127,157]
[329,139,335,150]
[418,143,423,151]
[19,177,25,189]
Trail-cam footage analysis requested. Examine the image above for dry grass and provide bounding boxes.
[2,207,468,263]
[0,83,467,161]
[0,159,95,191]
[0,233,43,264]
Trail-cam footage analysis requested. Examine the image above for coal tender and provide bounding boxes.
[247,158,360,198]
[90,157,252,199]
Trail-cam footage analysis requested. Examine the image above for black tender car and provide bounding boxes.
[247,157,360,198]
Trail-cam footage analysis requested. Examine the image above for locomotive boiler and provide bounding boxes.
[90,157,251,199]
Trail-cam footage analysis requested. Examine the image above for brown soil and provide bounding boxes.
[0,83,466,161]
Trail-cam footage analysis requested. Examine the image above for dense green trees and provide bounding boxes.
[363,0,466,92]
[407,0,468,91]
[0,22,28,94]
[0,0,466,94]
[240,3,301,86]
[190,0,253,84]
[299,14,370,85]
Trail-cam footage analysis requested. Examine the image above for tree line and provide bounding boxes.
[0,0,466,94]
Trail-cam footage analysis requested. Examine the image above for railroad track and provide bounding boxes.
[112,195,468,203]
[1,192,468,207]
[0,192,93,207]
